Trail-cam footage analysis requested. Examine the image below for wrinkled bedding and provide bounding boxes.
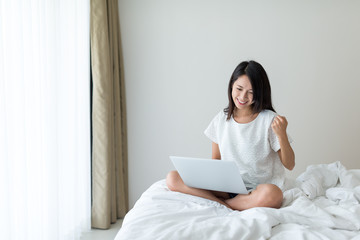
[115,162,360,240]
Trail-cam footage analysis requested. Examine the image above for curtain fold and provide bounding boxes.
[90,0,128,229]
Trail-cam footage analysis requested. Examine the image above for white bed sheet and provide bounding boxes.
[115,162,360,240]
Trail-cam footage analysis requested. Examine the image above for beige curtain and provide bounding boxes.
[90,0,128,229]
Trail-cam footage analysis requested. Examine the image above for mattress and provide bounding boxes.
[115,161,360,240]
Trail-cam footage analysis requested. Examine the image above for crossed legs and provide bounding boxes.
[166,170,283,211]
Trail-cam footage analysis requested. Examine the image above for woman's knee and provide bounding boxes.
[166,170,184,192]
[253,184,283,208]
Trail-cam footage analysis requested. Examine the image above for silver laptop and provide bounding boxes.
[170,156,248,194]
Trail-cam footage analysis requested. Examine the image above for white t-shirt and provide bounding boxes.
[204,110,292,190]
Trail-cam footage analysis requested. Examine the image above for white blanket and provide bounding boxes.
[115,162,360,240]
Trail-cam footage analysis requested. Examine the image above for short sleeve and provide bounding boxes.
[269,125,294,152]
[204,112,221,144]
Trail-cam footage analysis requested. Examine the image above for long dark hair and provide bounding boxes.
[224,60,275,120]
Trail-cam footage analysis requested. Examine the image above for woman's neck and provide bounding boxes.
[234,108,253,117]
[233,108,258,123]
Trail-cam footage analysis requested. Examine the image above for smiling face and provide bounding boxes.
[231,75,254,112]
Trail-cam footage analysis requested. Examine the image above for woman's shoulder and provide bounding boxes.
[261,109,277,117]
[258,109,277,123]
[205,110,228,132]
[213,109,228,120]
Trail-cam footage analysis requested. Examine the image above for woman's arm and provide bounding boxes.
[271,115,295,170]
[212,142,221,160]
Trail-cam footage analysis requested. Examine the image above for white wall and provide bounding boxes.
[118,0,360,208]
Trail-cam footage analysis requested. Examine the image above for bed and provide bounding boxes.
[115,162,360,239]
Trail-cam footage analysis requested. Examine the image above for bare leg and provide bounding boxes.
[166,171,231,208]
[225,184,283,211]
